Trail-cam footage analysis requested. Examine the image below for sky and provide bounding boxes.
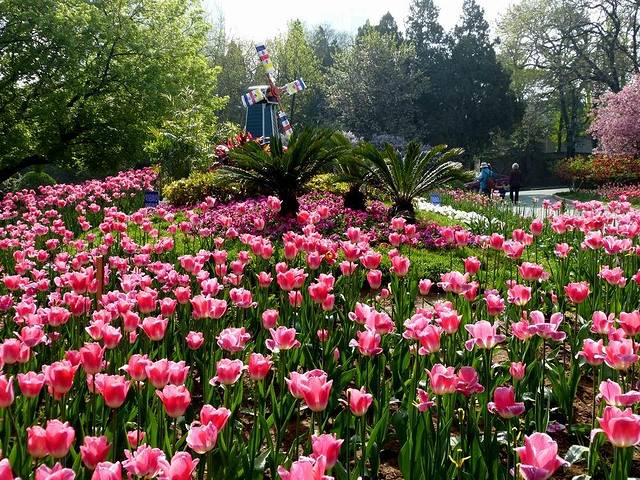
[205,0,518,42]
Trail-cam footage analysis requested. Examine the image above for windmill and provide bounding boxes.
[241,43,306,142]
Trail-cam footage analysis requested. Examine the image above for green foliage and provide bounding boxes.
[145,88,223,184]
[305,173,350,195]
[357,141,465,220]
[16,171,57,191]
[0,0,225,182]
[554,154,640,187]
[327,30,421,138]
[218,128,349,215]
[162,170,240,206]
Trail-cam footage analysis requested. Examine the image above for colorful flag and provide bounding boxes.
[241,88,265,107]
[283,78,306,95]
[278,111,293,137]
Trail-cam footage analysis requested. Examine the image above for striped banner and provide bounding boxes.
[241,88,265,107]
[283,78,306,95]
[278,111,293,137]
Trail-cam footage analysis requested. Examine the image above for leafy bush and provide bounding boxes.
[554,154,640,186]
[305,173,350,195]
[162,171,241,206]
[16,171,57,191]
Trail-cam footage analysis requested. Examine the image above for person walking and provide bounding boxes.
[509,163,522,204]
[477,162,493,196]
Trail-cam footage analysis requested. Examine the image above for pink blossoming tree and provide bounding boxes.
[589,75,640,156]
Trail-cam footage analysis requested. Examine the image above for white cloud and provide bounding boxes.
[205,0,517,42]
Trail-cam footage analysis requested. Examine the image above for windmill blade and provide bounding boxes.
[255,43,276,84]
[277,110,293,137]
[281,78,307,96]
[241,88,265,107]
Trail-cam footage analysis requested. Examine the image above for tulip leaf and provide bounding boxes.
[564,445,589,466]
[571,475,591,480]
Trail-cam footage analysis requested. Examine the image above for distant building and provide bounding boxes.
[542,136,594,155]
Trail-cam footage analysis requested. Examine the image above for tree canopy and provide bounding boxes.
[0,0,224,182]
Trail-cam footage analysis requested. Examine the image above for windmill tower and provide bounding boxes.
[241,43,306,141]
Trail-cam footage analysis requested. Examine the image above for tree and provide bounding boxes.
[357,142,464,221]
[270,21,324,126]
[433,0,522,157]
[589,74,640,155]
[406,0,447,67]
[376,12,403,44]
[0,0,224,182]
[327,30,421,138]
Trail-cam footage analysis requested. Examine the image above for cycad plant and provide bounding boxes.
[357,141,464,221]
[219,128,349,215]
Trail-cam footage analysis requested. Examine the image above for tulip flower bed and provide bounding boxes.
[1,170,640,480]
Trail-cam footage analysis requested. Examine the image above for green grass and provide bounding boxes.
[415,209,461,227]
[555,190,602,202]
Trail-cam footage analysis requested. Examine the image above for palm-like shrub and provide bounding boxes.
[357,141,464,221]
[218,128,349,215]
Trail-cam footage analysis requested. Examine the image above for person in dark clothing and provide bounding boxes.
[509,163,522,203]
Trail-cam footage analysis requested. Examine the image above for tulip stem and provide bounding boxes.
[360,414,366,479]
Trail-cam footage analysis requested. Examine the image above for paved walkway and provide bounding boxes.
[512,188,570,218]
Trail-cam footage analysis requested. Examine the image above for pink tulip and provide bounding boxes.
[390,255,410,276]
[527,311,567,341]
[594,405,640,447]
[367,270,382,289]
[186,422,218,454]
[416,324,442,355]
[311,434,343,469]
[35,463,76,480]
[530,218,543,236]
[145,359,171,388]
[277,455,331,480]
[160,452,199,480]
[216,327,251,353]
[507,284,531,306]
[266,326,300,352]
[27,426,48,458]
[92,462,122,480]
[464,321,505,350]
[45,419,76,458]
[157,385,191,418]
[210,358,244,386]
[0,459,16,480]
[488,386,525,418]
[248,353,272,381]
[80,342,106,375]
[516,432,567,480]
[464,256,481,275]
[300,370,333,412]
[604,338,639,370]
[485,293,505,316]
[591,311,614,335]
[577,339,605,366]
[200,405,231,431]
[346,387,373,417]
[185,331,204,350]
[141,316,168,341]
[123,354,152,382]
[17,371,45,398]
[599,379,640,407]
[619,310,640,337]
[123,445,166,478]
[426,364,457,395]
[95,374,130,408]
[127,431,146,449]
[349,327,383,356]
[0,339,30,365]
[261,309,279,329]
[80,436,111,469]
[415,388,435,411]
[438,271,470,294]
[0,375,14,408]
[456,366,484,396]
[518,262,547,282]
[509,362,526,380]
[437,309,461,334]
[43,360,78,400]
[564,281,590,304]
[418,279,432,295]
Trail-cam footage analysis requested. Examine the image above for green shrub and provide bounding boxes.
[554,154,640,187]
[162,171,241,206]
[17,171,57,191]
[305,173,350,195]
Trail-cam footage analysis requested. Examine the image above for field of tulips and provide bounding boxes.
[1,169,640,480]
